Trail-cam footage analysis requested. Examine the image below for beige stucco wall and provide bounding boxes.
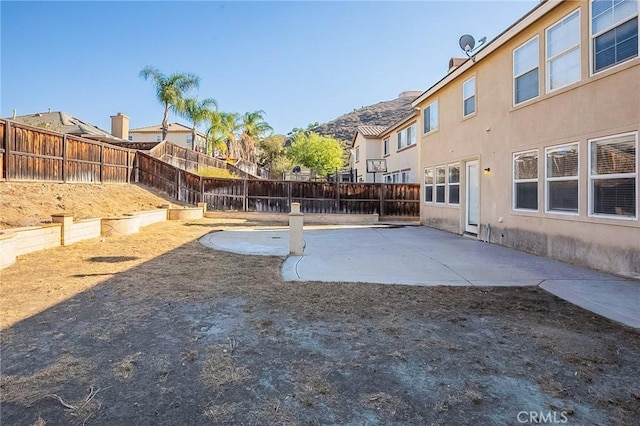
[129,131,206,149]
[353,133,382,182]
[416,1,640,277]
[381,120,420,183]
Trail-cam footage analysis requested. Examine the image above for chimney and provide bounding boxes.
[110,112,130,140]
[448,57,467,73]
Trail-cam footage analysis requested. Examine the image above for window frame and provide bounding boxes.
[397,130,403,150]
[512,149,539,212]
[513,35,540,106]
[355,146,360,163]
[424,167,434,203]
[423,100,439,134]
[406,124,417,146]
[447,163,460,205]
[545,9,582,93]
[545,142,580,215]
[383,138,389,156]
[401,170,411,183]
[462,76,476,117]
[435,165,446,204]
[156,135,162,142]
[589,0,639,75]
[588,131,638,220]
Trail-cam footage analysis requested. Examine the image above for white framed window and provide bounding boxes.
[156,135,162,142]
[383,138,389,156]
[435,165,446,203]
[397,131,403,150]
[463,77,476,116]
[401,171,411,183]
[392,173,399,183]
[423,100,439,134]
[545,143,579,214]
[186,135,193,146]
[406,124,417,146]
[447,163,460,205]
[589,132,637,219]
[424,167,434,203]
[513,150,539,211]
[591,0,638,73]
[514,36,540,105]
[385,174,393,183]
[546,10,581,92]
[355,146,360,162]
[128,136,133,141]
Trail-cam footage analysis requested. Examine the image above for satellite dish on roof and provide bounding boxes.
[458,34,487,62]
[459,34,475,53]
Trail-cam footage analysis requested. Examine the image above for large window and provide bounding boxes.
[435,166,446,203]
[591,0,638,73]
[463,77,476,116]
[546,10,581,92]
[447,164,460,205]
[407,124,417,146]
[514,36,539,104]
[546,143,579,213]
[402,171,411,183]
[424,167,434,202]
[383,138,389,156]
[423,100,439,134]
[589,133,637,218]
[513,150,539,211]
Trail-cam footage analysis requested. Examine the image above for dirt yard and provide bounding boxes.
[0,182,177,229]
[1,215,638,425]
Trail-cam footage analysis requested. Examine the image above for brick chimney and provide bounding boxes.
[110,112,129,140]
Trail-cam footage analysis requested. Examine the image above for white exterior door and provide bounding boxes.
[465,161,479,234]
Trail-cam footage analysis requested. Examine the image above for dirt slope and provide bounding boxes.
[0,182,177,229]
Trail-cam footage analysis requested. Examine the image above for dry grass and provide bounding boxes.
[294,361,334,407]
[0,354,94,406]
[203,402,240,422]
[363,392,408,415]
[200,344,251,389]
[112,352,143,382]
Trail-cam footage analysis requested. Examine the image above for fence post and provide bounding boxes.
[61,134,67,183]
[126,149,131,183]
[379,183,385,217]
[4,120,11,181]
[242,179,248,212]
[134,153,140,183]
[199,175,204,203]
[99,143,104,183]
[175,168,181,202]
[335,176,340,214]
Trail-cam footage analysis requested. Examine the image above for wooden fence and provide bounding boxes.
[137,152,420,216]
[1,120,135,183]
[148,141,258,179]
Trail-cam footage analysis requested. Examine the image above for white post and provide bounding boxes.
[51,213,74,246]
[289,202,304,255]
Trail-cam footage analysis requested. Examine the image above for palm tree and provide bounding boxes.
[207,111,241,159]
[240,110,273,162]
[177,97,217,150]
[139,66,200,141]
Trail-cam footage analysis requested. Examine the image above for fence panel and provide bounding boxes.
[9,125,64,181]
[137,153,177,196]
[382,184,421,216]
[102,144,131,183]
[0,121,5,179]
[65,136,101,183]
[247,180,289,212]
[178,170,202,204]
[202,177,245,211]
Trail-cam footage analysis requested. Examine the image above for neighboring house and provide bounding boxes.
[8,111,128,143]
[412,0,639,277]
[129,122,207,150]
[351,112,420,183]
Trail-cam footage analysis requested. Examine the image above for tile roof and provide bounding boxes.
[9,111,121,140]
[356,125,387,137]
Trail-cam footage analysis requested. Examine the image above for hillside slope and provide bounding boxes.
[310,91,421,143]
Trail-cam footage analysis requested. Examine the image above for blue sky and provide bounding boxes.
[1,1,538,135]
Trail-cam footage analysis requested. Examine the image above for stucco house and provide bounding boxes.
[128,122,207,151]
[412,0,639,277]
[351,112,420,183]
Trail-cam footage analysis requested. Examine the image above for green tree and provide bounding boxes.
[257,134,286,169]
[240,110,273,163]
[139,66,200,141]
[286,132,344,176]
[177,97,217,150]
[207,111,241,159]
